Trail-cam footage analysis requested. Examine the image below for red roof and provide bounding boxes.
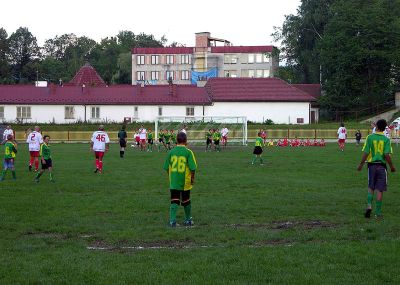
[205,78,316,102]
[68,63,106,87]
[292,84,321,99]
[0,85,211,105]
[211,46,274,54]
[132,47,194,54]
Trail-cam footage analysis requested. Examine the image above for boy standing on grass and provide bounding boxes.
[35,135,54,183]
[118,126,127,158]
[147,129,154,152]
[164,132,197,227]
[337,123,347,151]
[91,125,110,173]
[252,132,264,165]
[357,119,395,218]
[0,135,17,181]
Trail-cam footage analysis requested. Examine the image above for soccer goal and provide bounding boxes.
[155,116,248,145]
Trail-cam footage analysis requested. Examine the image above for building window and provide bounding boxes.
[248,70,255,77]
[256,69,264,78]
[151,71,159,81]
[166,55,174,64]
[263,70,270,77]
[151,55,159,65]
[166,71,174,80]
[158,107,163,116]
[17,106,31,119]
[224,54,238,64]
[181,70,190,80]
[256,54,263,63]
[91,107,100,119]
[186,107,195,117]
[137,55,145,65]
[181,54,190,64]
[224,70,238,78]
[297,118,304,124]
[137,71,145,81]
[65,106,75,119]
[134,106,138,118]
[263,53,270,63]
[0,106,4,119]
[248,54,255,63]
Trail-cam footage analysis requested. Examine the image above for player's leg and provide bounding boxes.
[35,161,46,182]
[34,155,39,171]
[259,153,264,165]
[170,190,181,227]
[0,160,8,181]
[48,166,54,182]
[10,159,16,180]
[374,166,387,217]
[182,190,193,226]
[28,152,34,171]
[98,152,104,173]
[365,165,377,218]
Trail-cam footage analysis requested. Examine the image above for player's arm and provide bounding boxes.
[385,154,396,172]
[40,144,46,164]
[357,153,368,171]
[105,143,109,152]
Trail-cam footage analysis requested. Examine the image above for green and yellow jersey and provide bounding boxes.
[40,143,52,160]
[148,132,153,140]
[164,133,171,143]
[170,133,176,144]
[255,137,264,147]
[213,132,221,141]
[205,131,212,139]
[163,145,197,191]
[362,132,392,164]
[4,141,17,159]
[158,132,164,139]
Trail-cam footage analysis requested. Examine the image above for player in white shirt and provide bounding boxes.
[2,125,14,143]
[138,124,147,151]
[337,123,347,151]
[384,126,391,138]
[180,124,187,134]
[221,126,229,147]
[26,126,43,171]
[90,125,110,173]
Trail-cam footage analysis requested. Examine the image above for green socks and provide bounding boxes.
[184,204,192,221]
[0,170,6,180]
[252,156,257,164]
[169,203,178,223]
[11,171,16,180]
[260,157,263,164]
[367,192,373,207]
[49,173,54,181]
[375,200,382,216]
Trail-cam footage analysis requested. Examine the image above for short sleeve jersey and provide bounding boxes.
[118,130,127,140]
[337,127,347,139]
[170,133,176,143]
[164,133,171,143]
[26,131,43,151]
[40,143,51,160]
[4,141,17,159]
[158,132,164,139]
[255,137,264,147]
[163,145,197,191]
[213,132,221,141]
[139,128,147,140]
[221,128,229,136]
[91,131,110,152]
[362,132,392,164]
[205,132,212,139]
[148,132,153,140]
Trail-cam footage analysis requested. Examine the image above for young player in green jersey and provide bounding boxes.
[0,135,17,181]
[252,132,264,165]
[205,129,213,152]
[163,132,197,227]
[118,126,127,158]
[147,129,154,152]
[164,130,171,150]
[213,129,221,152]
[357,119,396,218]
[158,129,166,152]
[35,135,55,183]
[170,130,176,148]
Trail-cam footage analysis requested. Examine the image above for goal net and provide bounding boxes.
[155,116,247,145]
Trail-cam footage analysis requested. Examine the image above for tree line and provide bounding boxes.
[0,27,169,85]
[273,0,400,118]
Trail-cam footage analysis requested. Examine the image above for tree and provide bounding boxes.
[7,27,41,82]
[0,28,12,83]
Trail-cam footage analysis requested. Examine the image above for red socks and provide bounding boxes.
[34,160,39,171]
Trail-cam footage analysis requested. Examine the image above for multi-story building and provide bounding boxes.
[131,32,278,85]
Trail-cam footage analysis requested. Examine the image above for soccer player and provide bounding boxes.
[170,129,176,148]
[91,125,110,173]
[118,125,127,158]
[2,125,14,143]
[138,125,147,151]
[147,129,154,152]
[213,128,221,152]
[357,119,396,218]
[252,132,264,165]
[164,129,171,150]
[355,130,362,146]
[260,129,267,145]
[35,135,54,183]
[205,129,213,152]
[163,132,197,227]
[221,126,229,147]
[0,135,17,181]
[158,129,167,152]
[337,123,347,151]
[180,124,187,134]
[26,126,43,171]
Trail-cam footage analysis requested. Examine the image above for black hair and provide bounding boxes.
[43,135,50,140]
[340,122,344,127]
[177,132,187,144]
[376,119,387,132]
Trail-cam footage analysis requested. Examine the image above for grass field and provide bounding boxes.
[1,142,400,284]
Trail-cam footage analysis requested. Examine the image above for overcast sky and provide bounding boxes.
[1,0,301,47]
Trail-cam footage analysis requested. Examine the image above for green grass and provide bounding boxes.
[1,143,400,284]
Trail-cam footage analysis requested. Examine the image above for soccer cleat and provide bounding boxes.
[50,179,55,183]
[94,168,99,173]
[184,218,193,227]
[364,208,372,218]
[28,165,32,172]
[170,221,177,228]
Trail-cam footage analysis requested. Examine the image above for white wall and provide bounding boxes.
[204,102,311,124]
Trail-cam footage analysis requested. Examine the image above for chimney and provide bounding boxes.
[195,32,210,48]
[169,81,177,97]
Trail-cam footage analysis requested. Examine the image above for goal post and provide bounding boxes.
[155,116,248,145]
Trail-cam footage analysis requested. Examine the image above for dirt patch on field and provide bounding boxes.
[229,220,337,230]
[23,231,70,240]
[87,239,199,252]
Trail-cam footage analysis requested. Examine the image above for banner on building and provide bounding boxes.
[191,68,218,84]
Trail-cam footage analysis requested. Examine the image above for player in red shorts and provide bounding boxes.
[337,123,347,151]
[26,126,43,171]
[91,125,110,173]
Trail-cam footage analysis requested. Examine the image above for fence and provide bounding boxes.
[13,129,385,142]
